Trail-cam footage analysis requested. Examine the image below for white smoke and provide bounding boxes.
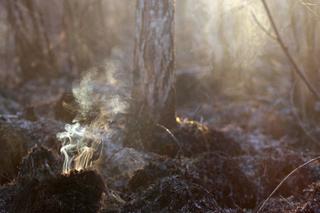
[57,59,131,173]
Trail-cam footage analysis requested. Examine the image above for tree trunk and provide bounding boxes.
[132,0,176,129]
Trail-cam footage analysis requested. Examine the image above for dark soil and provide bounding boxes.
[140,118,243,158]
[122,175,224,213]
[259,182,320,213]
[125,152,256,211]
[0,120,29,184]
[0,146,105,213]
[0,80,319,213]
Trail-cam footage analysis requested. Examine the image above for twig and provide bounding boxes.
[226,0,259,14]
[279,195,294,207]
[156,124,182,159]
[255,156,320,213]
[261,0,320,101]
[251,11,276,40]
[299,0,320,18]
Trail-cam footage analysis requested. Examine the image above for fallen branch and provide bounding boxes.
[256,156,320,213]
[261,0,320,100]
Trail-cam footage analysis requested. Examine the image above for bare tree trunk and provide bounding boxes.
[132,0,176,129]
[5,0,58,81]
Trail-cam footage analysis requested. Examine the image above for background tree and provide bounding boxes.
[5,0,58,80]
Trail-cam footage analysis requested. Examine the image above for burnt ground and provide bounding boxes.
[1,77,320,213]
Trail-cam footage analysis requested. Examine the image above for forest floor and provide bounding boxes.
[0,74,320,213]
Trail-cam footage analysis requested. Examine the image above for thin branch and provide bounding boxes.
[226,0,259,14]
[299,0,320,18]
[255,156,320,213]
[261,0,320,100]
[250,11,277,40]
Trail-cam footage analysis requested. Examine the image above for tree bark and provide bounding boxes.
[132,0,176,128]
